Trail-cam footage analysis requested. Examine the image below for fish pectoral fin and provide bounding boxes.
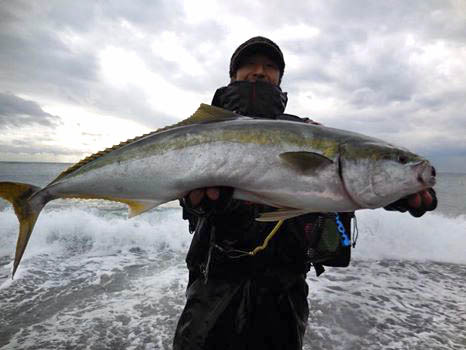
[122,199,164,218]
[256,208,312,222]
[279,151,333,173]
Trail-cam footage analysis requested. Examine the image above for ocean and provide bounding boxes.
[0,161,465,350]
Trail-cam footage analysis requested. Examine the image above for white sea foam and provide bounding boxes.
[0,206,190,286]
[1,204,465,350]
[353,209,466,264]
[2,260,187,350]
[1,205,465,268]
[0,207,190,257]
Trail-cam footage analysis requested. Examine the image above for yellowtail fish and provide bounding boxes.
[0,104,436,277]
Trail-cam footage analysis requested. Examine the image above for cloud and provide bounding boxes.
[0,139,79,156]
[0,0,465,172]
[0,92,61,128]
[0,0,228,127]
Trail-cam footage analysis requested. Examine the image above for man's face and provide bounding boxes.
[234,54,280,86]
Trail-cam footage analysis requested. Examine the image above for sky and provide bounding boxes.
[1,0,465,172]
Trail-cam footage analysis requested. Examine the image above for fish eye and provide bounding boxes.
[398,154,409,164]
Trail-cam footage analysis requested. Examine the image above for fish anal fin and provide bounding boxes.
[256,208,312,222]
[121,199,163,218]
[60,194,163,218]
[279,151,333,173]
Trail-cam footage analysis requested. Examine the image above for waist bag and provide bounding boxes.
[306,213,354,276]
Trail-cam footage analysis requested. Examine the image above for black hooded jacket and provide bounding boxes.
[182,81,321,280]
[173,81,351,350]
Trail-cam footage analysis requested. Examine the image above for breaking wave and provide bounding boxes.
[1,204,465,273]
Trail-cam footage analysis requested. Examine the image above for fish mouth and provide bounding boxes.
[416,161,436,187]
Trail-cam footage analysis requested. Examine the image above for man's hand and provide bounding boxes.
[384,188,438,217]
[406,190,434,209]
[188,187,221,208]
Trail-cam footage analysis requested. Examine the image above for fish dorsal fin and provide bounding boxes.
[50,104,238,185]
[188,103,239,123]
[279,151,333,173]
[256,208,312,222]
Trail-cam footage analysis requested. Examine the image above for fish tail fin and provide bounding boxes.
[0,182,47,278]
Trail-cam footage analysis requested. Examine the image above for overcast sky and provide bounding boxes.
[1,0,465,172]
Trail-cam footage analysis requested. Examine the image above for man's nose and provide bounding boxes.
[251,63,266,76]
[252,64,265,79]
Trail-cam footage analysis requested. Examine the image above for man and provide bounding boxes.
[173,36,436,350]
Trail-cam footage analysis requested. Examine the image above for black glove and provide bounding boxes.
[384,188,438,217]
[180,187,236,216]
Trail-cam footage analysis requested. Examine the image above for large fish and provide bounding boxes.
[0,104,436,277]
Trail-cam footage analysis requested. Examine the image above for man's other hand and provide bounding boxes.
[384,188,438,217]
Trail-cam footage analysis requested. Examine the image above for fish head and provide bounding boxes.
[339,141,436,209]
